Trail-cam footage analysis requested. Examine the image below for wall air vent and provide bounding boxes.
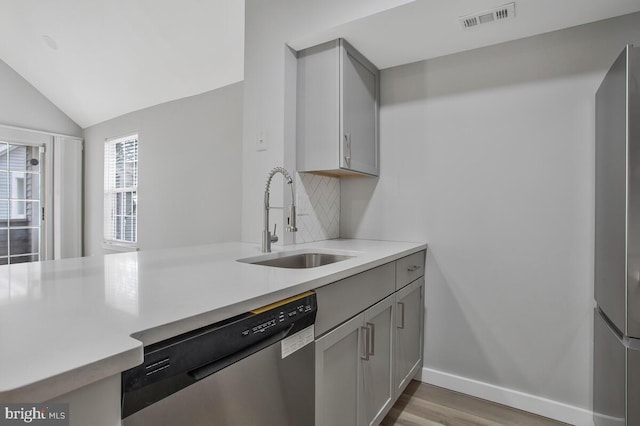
[459,2,515,30]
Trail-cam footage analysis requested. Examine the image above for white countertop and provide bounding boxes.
[0,239,425,402]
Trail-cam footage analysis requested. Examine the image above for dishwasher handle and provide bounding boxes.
[188,324,294,381]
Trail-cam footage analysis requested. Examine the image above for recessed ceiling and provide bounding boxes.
[288,0,640,69]
[0,0,244,128]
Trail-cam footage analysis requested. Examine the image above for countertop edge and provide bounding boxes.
[0,240,427,402]
[131,244,427,346]
[0,341,142,403]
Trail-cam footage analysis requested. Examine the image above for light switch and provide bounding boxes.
[256,133,267,151]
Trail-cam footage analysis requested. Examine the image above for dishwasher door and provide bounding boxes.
[122,291,316,426]
[123,338,314,426]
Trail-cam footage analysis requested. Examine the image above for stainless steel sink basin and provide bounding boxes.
[252,253,352,269]
[238,250,355,269]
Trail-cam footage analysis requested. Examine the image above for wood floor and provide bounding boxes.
[381,381,571,426]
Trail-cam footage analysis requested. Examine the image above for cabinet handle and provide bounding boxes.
[407,265,421,272]
[367,322,375,356]
[397,302,405,329]
[343,133,351,167]
[360,326,370,361]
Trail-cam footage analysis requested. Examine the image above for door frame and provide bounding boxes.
[0,124,80,261]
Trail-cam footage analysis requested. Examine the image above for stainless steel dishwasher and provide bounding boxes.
[121,291,317,426]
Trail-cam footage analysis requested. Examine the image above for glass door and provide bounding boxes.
[0,142,43,264]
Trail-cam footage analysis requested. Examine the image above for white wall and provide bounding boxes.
[0,58,81,137]
[341,12,640,420]
[0,60,82,261]
[83,82,243,255]
[241,0,414,246]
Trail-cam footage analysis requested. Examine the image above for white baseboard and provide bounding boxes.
[420,367,594,426]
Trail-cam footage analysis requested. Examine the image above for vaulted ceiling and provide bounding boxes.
[1,0,639,129]
[0,0,244,128]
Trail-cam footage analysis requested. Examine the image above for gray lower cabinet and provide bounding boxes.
[394,277,424,397]
[315,312,364,426]
[361,295,394,426]
[315,296,394,426]
[314,251,425,426]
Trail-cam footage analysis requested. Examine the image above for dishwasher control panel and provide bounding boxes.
[244,295,315,337]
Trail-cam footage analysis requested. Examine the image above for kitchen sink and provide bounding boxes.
[238,250,355,269]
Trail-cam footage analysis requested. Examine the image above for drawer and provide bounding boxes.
[396,251,425,290]
[314,262,395,337]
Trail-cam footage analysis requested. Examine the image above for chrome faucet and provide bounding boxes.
[262,167,298,252]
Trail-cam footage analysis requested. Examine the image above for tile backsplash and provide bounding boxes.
[295,173,340,243]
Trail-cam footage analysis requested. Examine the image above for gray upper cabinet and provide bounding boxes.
[296,38,380,177]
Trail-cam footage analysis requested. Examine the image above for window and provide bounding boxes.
[104,134,138,248]
[12,175,25,217]
[0,143,42,264]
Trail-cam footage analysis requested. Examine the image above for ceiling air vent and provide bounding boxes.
[462,16,479,28]
[459,2,515,30]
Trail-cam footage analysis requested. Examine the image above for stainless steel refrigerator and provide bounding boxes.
[594,44,640,426]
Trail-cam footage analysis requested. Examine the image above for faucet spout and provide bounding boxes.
[262,167,298,253]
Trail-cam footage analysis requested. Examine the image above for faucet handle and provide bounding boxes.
[270,224,278,243]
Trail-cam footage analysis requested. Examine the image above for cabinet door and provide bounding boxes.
[315,312,365,426]
[394,278,424,397]
[361,295,394,426]
[340,41,379,176]
[296,40,340,173]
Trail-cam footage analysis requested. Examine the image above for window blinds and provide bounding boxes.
[104,134,138,247]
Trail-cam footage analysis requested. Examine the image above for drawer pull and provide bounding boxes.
[407,265,421,272]
[360,326,370,361]
[367,322,375,357]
